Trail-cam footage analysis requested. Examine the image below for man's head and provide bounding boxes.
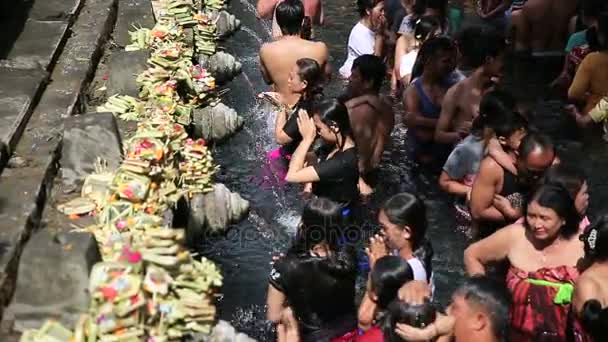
[468,28,506,77]
[348,54,386,96]
[517,133,557,187]
[455,26,483,69]
[449,276,511,342]
[276,0,305,36]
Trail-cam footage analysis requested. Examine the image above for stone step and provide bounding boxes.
[0,0,84,173]
[0,0,118,325]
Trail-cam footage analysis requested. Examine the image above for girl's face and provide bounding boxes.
[526,200,564,241]
[368,1,386,31]
[288,65,307,94]
[575,181,589,215]
[313,114,337,143]
[378,210,410,250]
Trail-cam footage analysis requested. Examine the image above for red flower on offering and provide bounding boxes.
[101,286,118,301]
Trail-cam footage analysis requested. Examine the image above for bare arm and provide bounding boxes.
[486,138,517,174]
[568,56,592,103]
[358,294,377,331]
[267,284,286,322]
[485,0,512,18]
[435,85,462,144]
[439,171,471,197]
[394,36,407,80]
[257,0,279,19]
[404,86,438,129]
[470,158,506,222]
[464,224,517,275]
[285,114,320,183]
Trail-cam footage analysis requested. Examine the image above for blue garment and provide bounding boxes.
[565,30,588,53]
[413,78,442,119]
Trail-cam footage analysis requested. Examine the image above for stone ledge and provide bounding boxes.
[0,0,118,323]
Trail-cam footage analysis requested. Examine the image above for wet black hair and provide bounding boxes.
[357,0,384,17]
[289,197,342,256]
[473,89,517,136]
[581,299,608,341]
[526,184,581,239]
[314,99,353,148]
[424,0,448,30]
[276,0,305,35]
[518,132,555,160]
[295,58,324,107]
[410,36,455,81]
[455,276,512,342]
[542,164,586,201]
[580,214,608,261]
[352,54,386,92]
[370,256,414,310]
[467,28,506,69]
[455,26,484,67]
[279,247,358,328]
[381,193,433,279]
[413,15,441,42]
[380,299,437,342]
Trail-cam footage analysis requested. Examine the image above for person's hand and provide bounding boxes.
[493,194,516,217]
[466,188,472,204]
[366,234,388,267]
[277,307,301,342]
[398,280,431,304]
[565,104,581,118]
[395,323,436,341]
[258,92,283,107]
[457,121,472,138]
[296,109,316,142]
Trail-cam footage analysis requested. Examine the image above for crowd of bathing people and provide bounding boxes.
[253,0,608,340]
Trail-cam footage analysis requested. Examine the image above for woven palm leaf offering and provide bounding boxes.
[177,138,217,195]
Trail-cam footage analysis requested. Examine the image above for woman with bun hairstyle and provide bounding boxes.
[573,214,608,341]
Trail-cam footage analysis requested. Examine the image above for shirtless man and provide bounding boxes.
[511,0,577,52]
[343,55,395,195]
[435,29,505,146]
[259,0,329,106]
[256,0,323,39]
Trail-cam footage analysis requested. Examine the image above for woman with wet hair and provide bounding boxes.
[464,184,588,341]
[339,0,387,78]
[573,214,608,341]
[285,99,360,209]
[266,197,358,341]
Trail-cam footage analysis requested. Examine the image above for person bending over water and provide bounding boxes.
[465,185,589,341]
[343,55,394,196]
[339,0,386,79]
[574,215,608,341]
[256,0,323,39]
[435,28,506,145]
[267,197,358,341]
[360,193,433,330]
[285,99,360,208]
[403,36,457,168]
[259,0,329,100]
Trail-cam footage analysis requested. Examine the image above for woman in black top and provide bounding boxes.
[285,99,360,206]
[266,58,324,158]
[266,197,358,342]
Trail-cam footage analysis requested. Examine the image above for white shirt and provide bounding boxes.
[399,49,419,80]
[406,257,428,282]
[339,22,375,78]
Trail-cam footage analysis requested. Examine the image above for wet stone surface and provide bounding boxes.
[106,50,150,97]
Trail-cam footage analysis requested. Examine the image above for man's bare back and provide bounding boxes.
[259,37,329,100]
[346,95,394,174]
[521,0,577,52]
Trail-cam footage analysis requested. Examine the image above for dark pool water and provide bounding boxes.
[197,1,608,340]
